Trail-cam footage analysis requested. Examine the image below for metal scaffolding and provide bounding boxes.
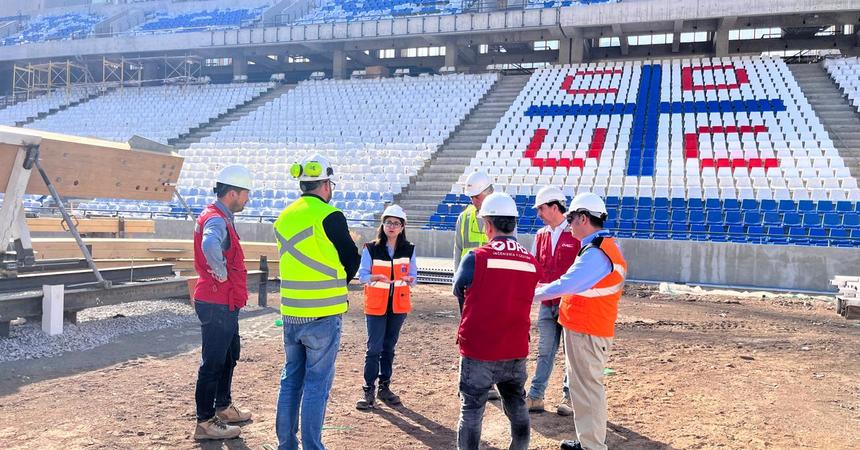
[11,61,93,101]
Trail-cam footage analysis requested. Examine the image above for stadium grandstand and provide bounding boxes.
[0,0,859,290]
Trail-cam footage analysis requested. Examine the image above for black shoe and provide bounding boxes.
[560,440,583,450]
[377,381,402,406]
[355,387,375,410]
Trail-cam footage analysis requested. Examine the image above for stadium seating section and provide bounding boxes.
[824,57,860,113]
[2,13,101,45]
[27,83,272,144]
[294,0,618,24]
[427,56,860,246]
[0,86,100,126]
[136,7,266,33]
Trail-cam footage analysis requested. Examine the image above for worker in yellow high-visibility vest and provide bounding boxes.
[273,154,360,450]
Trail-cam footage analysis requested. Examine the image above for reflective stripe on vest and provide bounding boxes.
[458,205,488,259]
[559,236,627,338]
[274,196,348,318]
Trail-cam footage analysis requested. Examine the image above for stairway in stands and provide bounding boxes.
[790,63,860,176]
[396,74,530,224]
[169,83,296,149]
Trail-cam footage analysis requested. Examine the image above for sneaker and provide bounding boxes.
[216,403,252,423]
[556,395,573,416]
[193,417,241,440]
[526,397,545,413]
[356,387,375,410]
[487,386,501,401]
[377,382,402,406]
[559,440,583,450]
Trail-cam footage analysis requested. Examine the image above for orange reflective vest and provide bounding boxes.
[363,241,414,316]
[559,236,627,338]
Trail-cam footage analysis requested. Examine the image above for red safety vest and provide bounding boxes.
[192,204,248,311]
[559,236,626,338]
[534,224,580,306]
[363,241,414,316]
[459,238,542,361]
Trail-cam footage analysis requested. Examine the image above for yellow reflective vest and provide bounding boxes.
[455,204,488,268]
[273,196,348,318]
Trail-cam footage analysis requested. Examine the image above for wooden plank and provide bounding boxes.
[0,125,182,201]
[26,217,155,234]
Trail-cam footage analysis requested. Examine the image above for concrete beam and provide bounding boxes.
[346,50,380,67]
[612,23,629,56]
[232,53,248,78]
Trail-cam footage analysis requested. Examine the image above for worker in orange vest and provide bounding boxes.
[533,192,627,450]
[355,205,417,410]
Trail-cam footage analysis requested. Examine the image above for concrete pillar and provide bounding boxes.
[232,53,248,78]
[558,38,572,65]
[332,48,346,79]
[713,29,730,57]
[571,36,586,64]
[42,284,64,336]
[444,42,458,68]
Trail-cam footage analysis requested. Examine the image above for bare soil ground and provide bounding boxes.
[1,283,859,450]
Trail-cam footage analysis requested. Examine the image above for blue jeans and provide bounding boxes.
[276,315,342,450]
[194,300,240,422]
[363,312,407,389]
[528,303,569,400]
[458,357,530,450]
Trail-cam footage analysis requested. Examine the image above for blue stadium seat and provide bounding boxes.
[671,210,688,223]
[760,199,778,212]
[723,199,740,211]
[763,212,782,226]
[816,200,834,213]
[743,212,762,225]
[802,213,822,227]
[653,209,670,223]
[836,201,854,213]
[778,200,796,213]
[725,211,742,225]
[654,197,669,209]
[705,198,721,210]
[636,209,652,221]
[670,197,686,210]
[797,200,815,213]
[741,199,759,212]
[782,212,801,227]
[705,210,722,224]
[688,210,705,224]
[844,213,860,228]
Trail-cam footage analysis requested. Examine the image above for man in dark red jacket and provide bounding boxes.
[191,165,253,440]
[452,192,542,450]
[527,186,580,416]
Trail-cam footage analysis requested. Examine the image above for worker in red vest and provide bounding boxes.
[527,186,580,416]
[355,205,417,410]
[453,192,542,450]
[191,165,253,440]
[533,192,627,450]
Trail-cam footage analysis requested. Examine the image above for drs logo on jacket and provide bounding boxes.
[491,240,529,254]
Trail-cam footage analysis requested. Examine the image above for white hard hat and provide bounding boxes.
[533,186,566,209]
[479,192,519,217]
[464,171,492,197]
[290,154,334,181]
[568,192,608,219]
[216,165,253,190]
[381,205,407,223]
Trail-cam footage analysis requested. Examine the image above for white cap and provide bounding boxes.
[533,186,566,209]
[568,192,608,219]
[479,192,519,217]
[381,204,407,223]
[290,154,334,181]
[216,165,253,190]
[464,171,492,197]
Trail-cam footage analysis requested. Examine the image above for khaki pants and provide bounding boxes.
[563,329,612,450]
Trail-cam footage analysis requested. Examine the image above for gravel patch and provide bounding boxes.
[0,299,199,362]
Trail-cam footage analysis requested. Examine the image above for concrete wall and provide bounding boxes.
[150,219,858,292]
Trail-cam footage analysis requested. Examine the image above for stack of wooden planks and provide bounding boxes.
[831,276,860,320]
[26,217,156,234]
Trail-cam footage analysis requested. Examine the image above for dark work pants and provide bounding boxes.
[194,300,240,422]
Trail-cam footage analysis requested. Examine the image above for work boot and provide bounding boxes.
[487,386,501,401]
[355,387,375,410]
[216,403,252,423]
[556,395,573,416]
[193,417,241,440]
[377,381,402,406]
[526,397,545,413]
[559,440,583,450]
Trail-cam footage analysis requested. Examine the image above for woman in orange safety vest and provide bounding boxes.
[355,204,417,410]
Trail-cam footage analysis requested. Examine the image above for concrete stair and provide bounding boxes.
[169,83,296,149]
[396,74,531,224]
[789,63,860,177]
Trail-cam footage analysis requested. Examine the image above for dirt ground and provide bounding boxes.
[1,283,859,450]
